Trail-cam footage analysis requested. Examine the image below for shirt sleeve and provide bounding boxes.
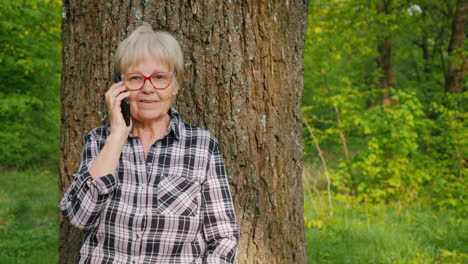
[59,130,119,230]
[202,139,240,264]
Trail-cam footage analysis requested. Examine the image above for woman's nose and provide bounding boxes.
[141,79,155,93]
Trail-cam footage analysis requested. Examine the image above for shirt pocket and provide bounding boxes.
[156,175,200,217]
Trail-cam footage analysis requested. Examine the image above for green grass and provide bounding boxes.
[0,168,58,263]
[304,194,468,264]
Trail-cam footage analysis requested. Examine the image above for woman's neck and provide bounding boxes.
[131,113,171,141]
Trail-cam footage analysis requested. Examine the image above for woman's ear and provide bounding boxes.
[172,80,179,96]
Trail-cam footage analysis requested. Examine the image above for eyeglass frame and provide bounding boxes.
[121,72,176,91]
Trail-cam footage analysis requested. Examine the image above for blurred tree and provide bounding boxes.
[376,0,398,106]
[302,0,466,208]
[446,0,467,93]
[0,0,61,168]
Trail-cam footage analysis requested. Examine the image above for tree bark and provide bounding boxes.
[445,0,467,93]
[59,1,309,263]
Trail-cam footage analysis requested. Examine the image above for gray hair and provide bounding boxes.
[114,23,184,92]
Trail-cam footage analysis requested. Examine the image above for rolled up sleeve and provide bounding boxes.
[202,140,239,264]
[59,131,119,230]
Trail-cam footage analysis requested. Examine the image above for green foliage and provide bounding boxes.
[424,93,468,209]
[335,89,431,202]
[303,0,466,211]
[0,0,61,168]
[0,168,58,263]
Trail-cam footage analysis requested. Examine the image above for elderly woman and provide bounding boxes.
[60,23,239,263]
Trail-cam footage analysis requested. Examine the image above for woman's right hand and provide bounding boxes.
[88,82,131,179]
[105,82,132,140]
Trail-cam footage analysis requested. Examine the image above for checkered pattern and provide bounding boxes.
[60,108,239,263]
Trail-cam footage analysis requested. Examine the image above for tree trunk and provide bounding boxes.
[59,1,309,263]
[446,0,467,93]
[376,0,398,106]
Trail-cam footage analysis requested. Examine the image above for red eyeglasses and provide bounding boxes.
[121,72,176,91]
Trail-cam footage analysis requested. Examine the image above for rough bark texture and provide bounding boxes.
[59,1,308,263]
[446,0,467,93]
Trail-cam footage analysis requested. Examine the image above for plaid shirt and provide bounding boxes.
[60,108,239,264]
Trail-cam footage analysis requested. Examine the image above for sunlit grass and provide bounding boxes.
[0,168,58,263]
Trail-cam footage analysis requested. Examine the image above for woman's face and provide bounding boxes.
[124,56,177,125]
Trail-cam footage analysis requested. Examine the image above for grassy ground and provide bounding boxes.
[304,194,468,264]
[0,168,58,263]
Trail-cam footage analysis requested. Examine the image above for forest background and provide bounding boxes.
[0,0,465,263]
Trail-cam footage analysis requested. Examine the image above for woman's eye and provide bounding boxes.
[153,74,164,80]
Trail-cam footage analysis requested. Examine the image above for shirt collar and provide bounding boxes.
[168,108,181,140]
[126,108,181,140]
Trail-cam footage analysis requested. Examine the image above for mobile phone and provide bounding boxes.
[114,73,131,126]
